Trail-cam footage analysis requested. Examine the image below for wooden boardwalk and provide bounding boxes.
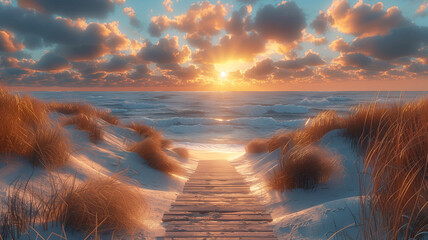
[162,160,277,239]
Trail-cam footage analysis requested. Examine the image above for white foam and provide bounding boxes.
[232,104,309,116]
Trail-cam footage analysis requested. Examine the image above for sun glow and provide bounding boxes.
[220,71,227,78]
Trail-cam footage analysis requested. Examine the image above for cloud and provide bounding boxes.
[329,38,354,52]
[100,55,135,73]
[310,12,330,35]
[34,52,70,71]
[351,25,428,60]
[123,7,141,29]
[139,36,190,64]
[192,32,266,64]
[226,6,250,35]
[334,53,394,71]
[415,1,428,17]
[148,1,227,38]
[252,2,306,44]
[0,30,24,52]
[244,58,275,80]
[327,0,410,37]
[163,0,174,12]
[16,0,124,19]
[148,16,170,37]
[165,65,200,81]
[305,34,328,46]
[276,51,326,70]
[0,5,131,60]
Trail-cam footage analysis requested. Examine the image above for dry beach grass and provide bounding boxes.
[247,97,428,239]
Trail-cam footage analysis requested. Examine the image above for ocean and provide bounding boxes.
[28,91,427,152]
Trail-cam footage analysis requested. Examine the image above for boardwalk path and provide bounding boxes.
[162,160,277,239]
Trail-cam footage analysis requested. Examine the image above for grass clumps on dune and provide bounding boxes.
[249,97,428,239]
[269,145,341,190]
[27,126,70,169]
[48,102,119,125]
[127,122,160,138]
[0,87,70,169]
[60,175,145,235]
[173,148,190,159]
[63,114,103,143]
[130,137,183,174]
[246,138,269,153]
[1,174,146,239]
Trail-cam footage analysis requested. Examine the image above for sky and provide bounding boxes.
[0,0,427,91]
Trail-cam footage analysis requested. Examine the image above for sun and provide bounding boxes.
[220,71,227,78]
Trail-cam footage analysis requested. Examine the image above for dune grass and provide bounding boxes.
[127,122,161,138]
[0,87,70,169]
[62,114,103,143]
[59,174,145,235]
[129,137,183,174]
[27,126,70,169]
[249,97,428,239]
[173,148,190,159]
[48,102,119,125]
[246,138,269,154]
[1,174,146,239]
[269,145,341,190]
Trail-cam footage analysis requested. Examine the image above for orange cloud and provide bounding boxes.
[0,30,24,52]
[327,0,410,37]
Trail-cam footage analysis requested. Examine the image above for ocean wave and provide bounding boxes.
[232,104,309,116]
[299,97,330,105]
[120,101,166,109]
[327,96,351,101]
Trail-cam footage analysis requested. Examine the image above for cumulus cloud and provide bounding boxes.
[0,5,131,61]
[252,2,306,44]
[334,53,394,71]
[415,1,428,17]
[310,12,330,35]
[16,0,124,19]
[244,58,275,80]
[329,38,354,53]
[327,0,410,37]
[305,34,328,46]
[34,52,70,71]
[123,7,141,29]
[163,0,174,12]
[276,51,326,70]
[0,30,24,52]
[351,25,428,60]
[139,36,190,64]
[192,32,266,64]
[148,1,227,38]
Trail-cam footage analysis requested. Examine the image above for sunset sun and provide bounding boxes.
[220,71,227,78]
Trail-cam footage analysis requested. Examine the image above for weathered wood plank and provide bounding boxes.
[168,205,266,212]
[166,225,273,232]
[165,232,277,237]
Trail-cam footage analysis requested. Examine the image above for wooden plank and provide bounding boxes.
[165,220,272,225]
[165,232,276,237]
[162,214,272,222]
[182,190,251,194]
[168,205,266,212]
[171,201,259,206]
[166,225,273,232]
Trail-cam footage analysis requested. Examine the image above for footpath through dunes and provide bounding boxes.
[162,160,277,239]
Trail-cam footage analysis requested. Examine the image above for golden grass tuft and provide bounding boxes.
[27,126,70,169]
[269,145,341,191]
[63,114,103,143]
[259,97,428,238]
[129,137,182,174]
[173,148,190,159]
[245,138,269,154]
[293,110,342,145]
[127,122,161,138]
[348,99,428,239]
[0,87,69,168]
[48,102,119,125]
[60,175,145,235]
[267,131,293,153]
